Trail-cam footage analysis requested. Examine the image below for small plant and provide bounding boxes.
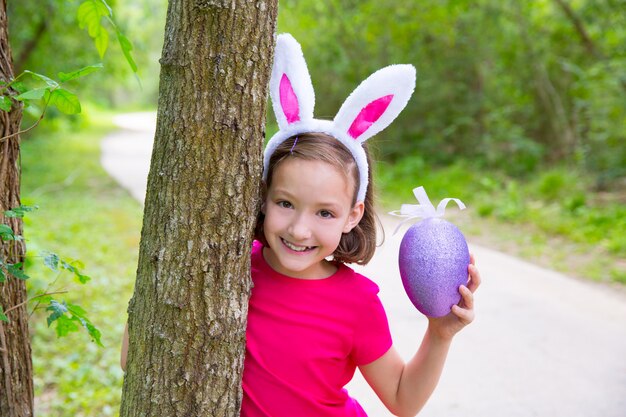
[0,65,104,142]
[76,0,137,74]
[1,0,136,344]
[0,0,137,143]
[0,205,102,346]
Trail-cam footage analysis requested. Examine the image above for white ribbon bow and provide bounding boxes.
[389,186,466,234]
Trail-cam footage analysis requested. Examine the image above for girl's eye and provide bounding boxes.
[277,201,292,209]
[319,210,334,219]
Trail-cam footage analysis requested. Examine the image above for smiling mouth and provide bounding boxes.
[281,238,315,252]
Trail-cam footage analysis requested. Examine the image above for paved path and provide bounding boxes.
[102,112,626,417]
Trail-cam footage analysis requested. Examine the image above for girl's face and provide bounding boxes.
[262,158,364,279]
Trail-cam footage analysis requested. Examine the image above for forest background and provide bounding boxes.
[6,0,626,415]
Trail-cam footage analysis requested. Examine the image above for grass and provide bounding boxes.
[20,109,143,416]
[376,155,626,284]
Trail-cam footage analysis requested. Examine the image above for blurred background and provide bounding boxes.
[6,0,625,415]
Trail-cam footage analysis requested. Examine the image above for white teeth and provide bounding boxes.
[282,239,311,252]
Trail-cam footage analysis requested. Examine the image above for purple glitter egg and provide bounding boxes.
[399,217,470,318]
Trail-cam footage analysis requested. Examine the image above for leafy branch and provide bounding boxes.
[77,0,138,74]
[0,206,101,346]
[3,290,68,318]
[0,64,103,143]
[0,0,138,143]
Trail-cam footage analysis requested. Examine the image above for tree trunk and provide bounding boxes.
[514,2,577,161]
[14,11,50,74]
[552,0,602,59]
[120,1,277,416]
[0,0,33,416]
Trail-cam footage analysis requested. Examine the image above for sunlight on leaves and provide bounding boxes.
[49,89,82,114]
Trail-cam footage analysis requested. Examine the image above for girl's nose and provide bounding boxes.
[288,215,312,240]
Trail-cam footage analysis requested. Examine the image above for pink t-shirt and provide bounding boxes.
[241,241,392,417]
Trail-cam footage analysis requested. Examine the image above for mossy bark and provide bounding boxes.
[0,0,33,416]
[120,1,277,416]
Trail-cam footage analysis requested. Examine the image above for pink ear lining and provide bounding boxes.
[279,74,300,124]
[348,95,394,139]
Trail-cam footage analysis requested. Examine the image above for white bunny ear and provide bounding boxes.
[333,64,416,143]
[269,34,315,129]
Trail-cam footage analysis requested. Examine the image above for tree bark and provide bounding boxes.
[0,0,33,416]
[120,1,277,416]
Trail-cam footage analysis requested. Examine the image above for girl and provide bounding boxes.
[240,34,480,417]
[122,34,481,417]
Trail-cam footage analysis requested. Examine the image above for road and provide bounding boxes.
[102,112,626,417]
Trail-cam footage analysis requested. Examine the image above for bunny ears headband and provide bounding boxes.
[263,34,416,202]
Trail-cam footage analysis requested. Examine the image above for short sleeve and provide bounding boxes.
[351,286,392,365]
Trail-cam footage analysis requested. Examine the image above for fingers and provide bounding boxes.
[451,302,474,324]
[451,283,476,325]
[467,261,481,293]
[459,285,474,310]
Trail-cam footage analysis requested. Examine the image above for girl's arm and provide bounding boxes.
[359,259,481,417]
[121,322,129,371]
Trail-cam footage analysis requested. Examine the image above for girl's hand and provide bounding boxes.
[428,253,481,341]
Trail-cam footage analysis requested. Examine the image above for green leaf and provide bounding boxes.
[67,303,103,346]
[7,263,29,280]
[0,224,13,240]
[67,303,88,317]
[46,300,103,346]
[95,28,109,58]
[77,0,109,30]
[83,320,103,346]
[0,224,20,241]
[70,259,85,270]
[0,96,12,112]
[46,300,69,327]
[15,87,48,101]
[44,254,91,283]
[0,306,8,323]
[43,252,60,271]
[58,64,103,82]
[88,17,102,38]
[3,204,38,218]
[61,259,90,284]
[76,272,91,284]
[23,71,58,88]
[11,82,27,94]
[78,0,111,57]
[0,268,6,283]
[49,88,81,114]
[56,315,80,337]
[95,0,113,16]
[117,31,138,73]
[60,259,74,273]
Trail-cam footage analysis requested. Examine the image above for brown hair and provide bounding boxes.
[254,132,378,265]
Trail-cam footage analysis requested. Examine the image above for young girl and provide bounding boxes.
[122,34,481,416]
[240,34,480,417]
